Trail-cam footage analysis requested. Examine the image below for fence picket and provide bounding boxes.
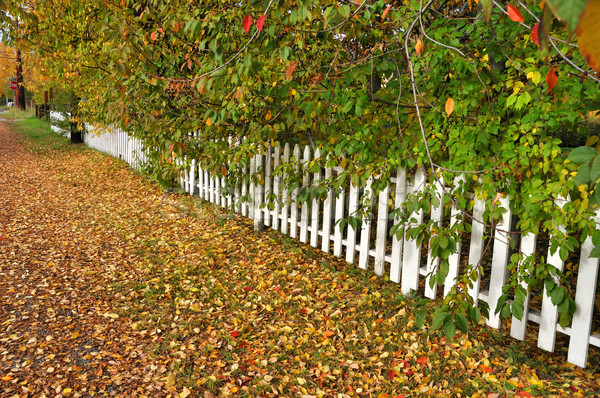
[281,144,291,235]
[198,165,204,198]
[568,211,600,367]
[444,176,465,297]
[467,198,486,303]
[359,177,373,270]
[486,195,513,329]
[333,167,345,257]
[510,233,537,340]
[425,177,444,298]
[374,183,390,276]
[253,152,264,230]
[390,168,407,283]
[538,197,568,352]
[300,146,310,243]
[310,149,321,248]
[401,167,425,294]
[346,182,360,264]
[272,145,282,231]
[321,164,334,254]
[265,146,273,227]
[289,145,301,239]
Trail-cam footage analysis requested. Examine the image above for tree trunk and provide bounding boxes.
[70,96,84,144]
[15,49,26,111]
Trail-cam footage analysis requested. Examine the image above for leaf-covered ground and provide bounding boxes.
[1,120,600,398]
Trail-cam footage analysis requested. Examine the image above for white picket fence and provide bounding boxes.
[50,111,147,169]
[49,117,600,368]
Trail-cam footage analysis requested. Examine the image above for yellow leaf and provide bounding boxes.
[526,71,542,85]
[415,39,423,55]
[179,387,191,398]
[71,331,79,339]
[577,0,600,74]
[445,97,455,116]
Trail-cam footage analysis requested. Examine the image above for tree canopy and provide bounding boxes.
[3,0,600,331]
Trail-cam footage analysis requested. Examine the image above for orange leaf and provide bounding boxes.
[546,66,558,93]
[531,24,540,46]
[150,32,157,41]
[518,392,534,397]
[416,356,427,365]
[243,14,252,34]
[415,39,423,55]
[382,4,392,21]
[257,15,266,31]
[507,5,524,22]
[577,0,600,74]
[286,61,298,80]
[323,330,335,338]
[230,331,241,338]
[479,364,493,373]
[173,22,180,32]
[378,394,390,398]
[445,97,455,116]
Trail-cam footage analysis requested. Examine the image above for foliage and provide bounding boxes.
[2,121,600,396]
[2,0,600,334]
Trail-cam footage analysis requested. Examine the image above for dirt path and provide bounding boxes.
[0,123,168,396]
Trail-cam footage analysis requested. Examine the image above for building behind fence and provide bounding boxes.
[50,114,600,368]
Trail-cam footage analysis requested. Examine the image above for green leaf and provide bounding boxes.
[591,155,600,182]
[455,313,469,333]
[568,146,597,164]
[432,310,448,329]
[443,319,456,340]
[574,163,592,185]
[551,286,565,306]
[512,300,524,321]
[343,101,354,113]
[589,244,600,258]
[415,309,426,328]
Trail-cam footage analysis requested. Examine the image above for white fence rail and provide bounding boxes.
[50,116,599,368]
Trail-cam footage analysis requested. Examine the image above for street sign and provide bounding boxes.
[9,81,17,90]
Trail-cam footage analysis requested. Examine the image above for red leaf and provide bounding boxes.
[532,23,540,47]
[388,369,396,380]
[285,61,298,80]
[357,0,361,4]
[257,15,266,31]
[150,32,157,41]
[394,395,406,398]
[479,364,493,373]
[507,5,524,23]
[382,4,392,21]
[243,14,252,34]
[416,357,427,365]
[300,308,307,315]
[546,66,558,93]
[243,286,252,292]
[518,392,534,397]
[230,331,241,338]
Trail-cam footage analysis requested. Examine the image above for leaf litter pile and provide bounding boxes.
[1,122,600,398]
